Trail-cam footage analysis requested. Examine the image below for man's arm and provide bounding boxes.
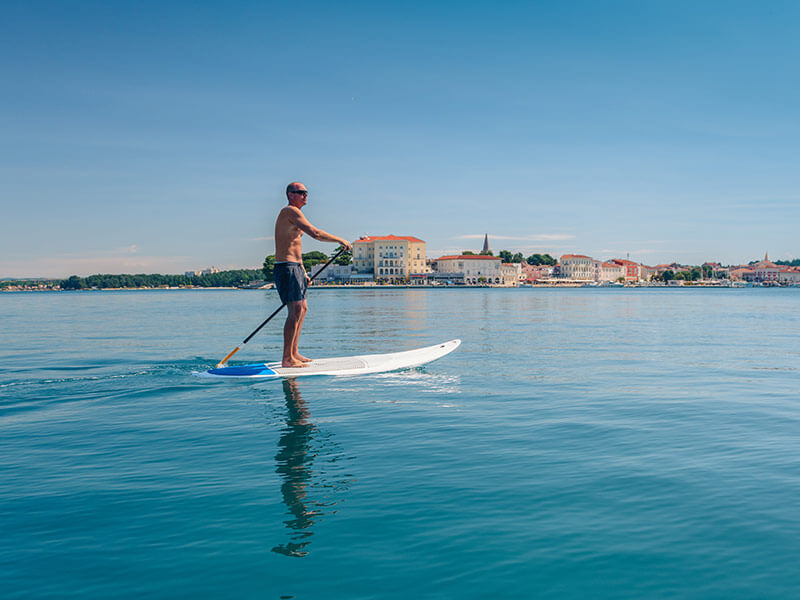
[289,207,352,250]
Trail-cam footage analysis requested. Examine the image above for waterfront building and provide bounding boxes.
[783,268,800,283]
[521,263,554,283]
[352,235,427,282]
[559,254,600,281]
[308,263,354,283]
[640,265,659,281]
[734,254,779,283]
[740,254,800,284]
[751,258,781,283]
[500,263,523,286]
[779,268,800,284]
[610,259,641,282]
[599,261,625,282]
[433,255,502,284]
[729,267,752,281]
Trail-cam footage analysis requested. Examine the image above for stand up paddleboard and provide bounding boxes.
[194,339,460,380]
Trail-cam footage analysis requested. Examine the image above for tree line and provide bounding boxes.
[59,269,265,290]
[656,266,724,282]
[461,250,556,265]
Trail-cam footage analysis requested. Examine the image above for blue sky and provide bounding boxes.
[2,0,798,277]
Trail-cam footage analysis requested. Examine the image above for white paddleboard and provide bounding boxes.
[194,339,461,380]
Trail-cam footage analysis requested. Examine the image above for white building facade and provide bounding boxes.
[560,255,600,281]
[434,255,502,284]
[352,235,427,282]
[599,262,624,282]
[500,263,523,286]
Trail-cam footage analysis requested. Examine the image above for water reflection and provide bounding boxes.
[271,378,351,558]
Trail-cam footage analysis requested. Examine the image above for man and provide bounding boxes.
[274,182,351,368]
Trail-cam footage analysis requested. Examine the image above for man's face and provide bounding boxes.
[288,185,308,207]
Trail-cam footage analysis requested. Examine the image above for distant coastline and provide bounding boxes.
[4,250,799,292]
[3,281,795,292]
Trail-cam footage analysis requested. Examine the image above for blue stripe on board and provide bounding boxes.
[207,364,277,377]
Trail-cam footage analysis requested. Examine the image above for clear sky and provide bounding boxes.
[2,0,798,277]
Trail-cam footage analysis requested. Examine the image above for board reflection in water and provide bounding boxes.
[272,378,353,558]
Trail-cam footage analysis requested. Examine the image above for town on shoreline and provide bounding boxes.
[3,235,799,291]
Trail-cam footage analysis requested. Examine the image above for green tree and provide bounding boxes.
[332,245,352,265]
[61,275,86,290]
[511,252,524,263]
[462,250,475,255]
[262,255,276,279]
[662,270,675,282]
[302,251,328,271]
[479,250,493,256]
[498,250,513,262]
[528,253,557,266]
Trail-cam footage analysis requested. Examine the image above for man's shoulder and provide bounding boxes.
[279,205,303,218]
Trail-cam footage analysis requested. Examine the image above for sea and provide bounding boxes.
[1,287,799,599]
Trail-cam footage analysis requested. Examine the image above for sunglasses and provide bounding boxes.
[290,190,308,196]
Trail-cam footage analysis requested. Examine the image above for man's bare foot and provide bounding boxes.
[296,354,312,363]
[282,359,309,368]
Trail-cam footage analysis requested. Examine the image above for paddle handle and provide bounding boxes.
[215,247,347,367]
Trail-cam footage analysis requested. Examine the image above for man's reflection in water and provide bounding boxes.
[272,378,350,558]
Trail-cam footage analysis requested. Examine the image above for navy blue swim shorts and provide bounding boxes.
[274,262,308,303]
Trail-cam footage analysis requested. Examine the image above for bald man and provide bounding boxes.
[274,182,351,367]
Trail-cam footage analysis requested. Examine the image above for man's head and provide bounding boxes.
[286,182,308,207]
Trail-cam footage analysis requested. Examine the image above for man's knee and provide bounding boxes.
[287,300,307,318]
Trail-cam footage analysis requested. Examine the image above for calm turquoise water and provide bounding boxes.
[2,288,799,599]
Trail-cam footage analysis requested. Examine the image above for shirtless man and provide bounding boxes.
[274,182,351,368]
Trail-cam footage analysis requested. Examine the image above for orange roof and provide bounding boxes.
[436,255,501,261]
[561,254,592,259]
[601,262,621,268]
[355,235,425,243]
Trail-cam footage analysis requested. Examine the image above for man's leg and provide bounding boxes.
[282,300,307,368]
[292,299,310,362]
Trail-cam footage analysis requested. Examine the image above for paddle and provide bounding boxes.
[215,247,347,367]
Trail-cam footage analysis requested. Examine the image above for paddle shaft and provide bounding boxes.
[216,248,346,367]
